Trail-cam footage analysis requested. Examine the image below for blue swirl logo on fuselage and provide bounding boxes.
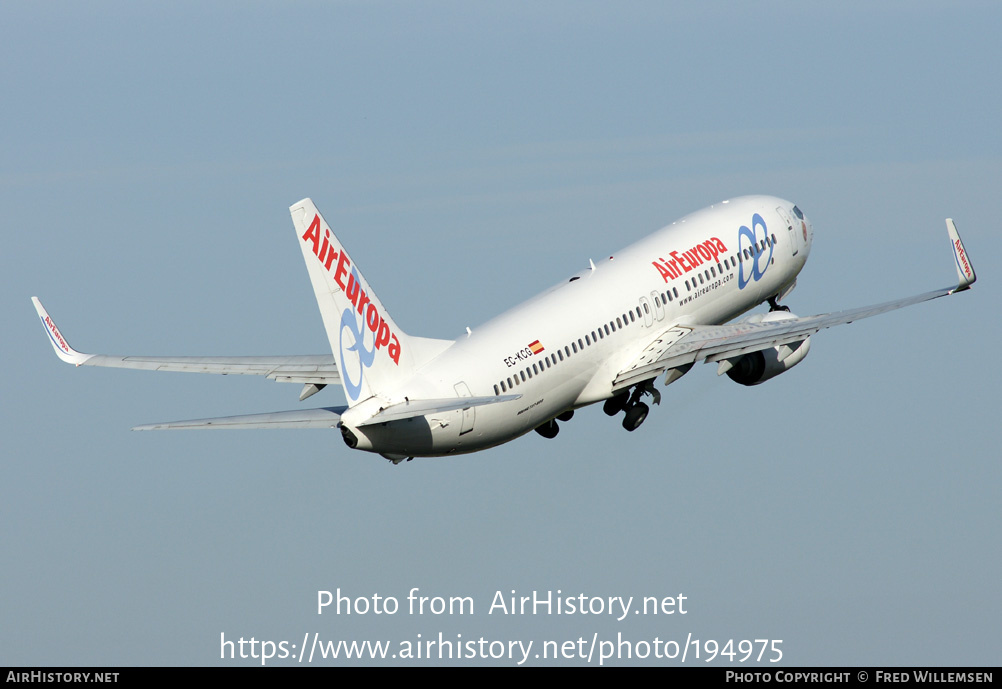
[737,213,773,290]
[338,269,376,401]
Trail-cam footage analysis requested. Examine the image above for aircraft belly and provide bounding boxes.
[350,397,526,457]
[378,378,581,456]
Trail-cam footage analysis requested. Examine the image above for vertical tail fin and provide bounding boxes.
[290,199,450,406]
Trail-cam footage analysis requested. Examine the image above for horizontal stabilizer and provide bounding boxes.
[133,406,347,430]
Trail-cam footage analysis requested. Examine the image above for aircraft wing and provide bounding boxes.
[34,297,523,430]
[31,297,341,387]
[613,218,976,390]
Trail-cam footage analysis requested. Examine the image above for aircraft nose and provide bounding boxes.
[792,204,812,244]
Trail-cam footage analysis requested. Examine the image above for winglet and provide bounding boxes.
[946,219,976,292]
[31,297,93,365]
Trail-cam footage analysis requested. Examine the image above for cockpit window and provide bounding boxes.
[792,206,804,220]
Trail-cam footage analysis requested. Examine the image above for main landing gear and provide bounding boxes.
[535,419,559,439]
[534,409,575,439]
[604,380,660,432]
[622,403,649,432]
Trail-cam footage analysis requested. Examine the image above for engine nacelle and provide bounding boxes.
[723,311,811,386]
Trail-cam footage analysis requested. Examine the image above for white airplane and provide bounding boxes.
[33,195,976,463]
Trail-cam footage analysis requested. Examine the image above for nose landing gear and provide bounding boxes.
[768,295,791,312]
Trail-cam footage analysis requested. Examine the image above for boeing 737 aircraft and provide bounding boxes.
[33,195,976,463]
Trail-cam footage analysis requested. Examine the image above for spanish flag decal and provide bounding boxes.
[528,340,544,354]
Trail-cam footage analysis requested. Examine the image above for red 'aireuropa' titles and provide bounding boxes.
[44,315,71,354]
[651,237,729,282]
[301,215,402,364]
[955,238,973,280]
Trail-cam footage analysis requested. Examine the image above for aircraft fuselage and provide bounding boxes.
[345,195,812,457]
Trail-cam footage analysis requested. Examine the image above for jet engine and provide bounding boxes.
[721,311,811,386]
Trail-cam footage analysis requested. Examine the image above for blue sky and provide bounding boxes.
[2,1,999,666]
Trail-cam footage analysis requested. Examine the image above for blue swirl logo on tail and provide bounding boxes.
[738,213,774,289]
[338,269,376,401]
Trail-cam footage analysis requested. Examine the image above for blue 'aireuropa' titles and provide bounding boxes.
[737,213,774,289]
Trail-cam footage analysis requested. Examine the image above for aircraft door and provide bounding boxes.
[639,296,654,327]
[650,291,665,322]
[776,206,799,257]
[454,381,475,436]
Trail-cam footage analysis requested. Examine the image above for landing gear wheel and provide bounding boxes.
[622,402,649,432]
[557,410,574,422]
[603,393,628,416]
[534,420,560,439]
